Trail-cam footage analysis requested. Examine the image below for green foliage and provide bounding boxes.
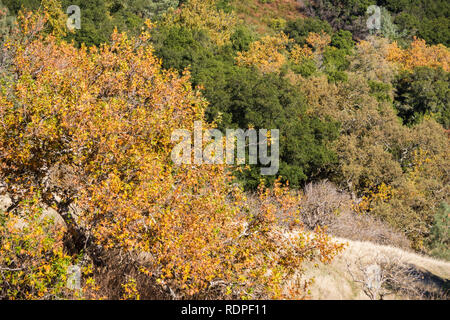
[306,0,449,46]
[290,59,317,77]
[283,17,332,47]
[215,0,233,13]
[131,0,179,19]
[220,71,339,188]
[2,0,449,268]
[378,0,450,46]
[64,0,114,46]
[2,0,40,14]
[323,46,350,83]
[0,198,77,299]
[368,80,392,102]
[268,17,286,31]
[428,202,450,261]
[230,25,255,52]
[330,30,354,55]
[152,22,339,189]
[305,0,374,39]
[151,23,236,124]
[284,21,354,83]
[152,24,217,72]
[2,0,181,47]
[394,66,450,129]
[0,11,345,299]
[414,16,450,47]
[379,7,408,45]
[0,0,15,38]
[4,0,112,46]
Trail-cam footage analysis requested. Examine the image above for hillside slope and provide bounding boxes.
[303,238,450,300]
[231,0,305,33]
[3,193,449,300]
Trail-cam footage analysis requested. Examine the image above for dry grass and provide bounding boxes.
[300,181,411,249]
[230,0,305,34]
[302,237,450,300]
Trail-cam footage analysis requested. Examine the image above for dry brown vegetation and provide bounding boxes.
[303,238,449,300]
[293,181,411,249]
[231,0,304,34]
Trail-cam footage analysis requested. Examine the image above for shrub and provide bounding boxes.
[0,197,79,300]
[298,181,411,249]
[394,66,449,129]
[428,203,450,261]
[304,0,372,39]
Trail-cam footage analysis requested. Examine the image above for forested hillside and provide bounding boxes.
[0,0,448,300]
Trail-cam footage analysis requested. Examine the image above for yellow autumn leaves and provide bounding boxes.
[386,37,450,72]
[236,31,332,73]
